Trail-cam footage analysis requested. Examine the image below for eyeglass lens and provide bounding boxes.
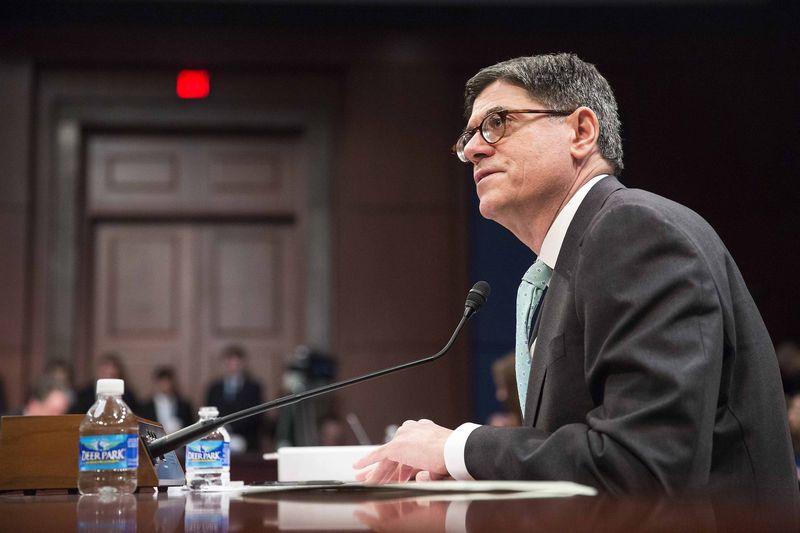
[482,112,505,143]
[456,111,506,163]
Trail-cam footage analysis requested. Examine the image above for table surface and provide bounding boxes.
[1,486,796,532]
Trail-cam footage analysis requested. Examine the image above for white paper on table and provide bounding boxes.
[168,478,597,499]
[381,480,597,498]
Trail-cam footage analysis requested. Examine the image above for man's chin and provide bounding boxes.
[477,200,501,222]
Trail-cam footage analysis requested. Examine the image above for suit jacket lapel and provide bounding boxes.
[524,175,626,426]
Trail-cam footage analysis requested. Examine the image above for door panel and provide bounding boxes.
[197,225,299,407]
[93,224,195,402]
[87,134,301,217]
[93,222,298,410]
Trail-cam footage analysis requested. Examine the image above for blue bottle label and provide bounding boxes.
[186,440,228,469]
[79,434,138,471]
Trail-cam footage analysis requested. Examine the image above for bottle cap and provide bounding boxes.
[96,378,124,396]
[198,406,219,418]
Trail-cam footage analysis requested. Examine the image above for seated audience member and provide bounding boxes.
[487,352,521,427]
[778,341,800,398]
[205,344,263,452]
[140,366,194,433]
[788,393,800,477]
[72,352,140,414]
[3,376,70,417]
[318,414,349,446]
[43,358,76,408]
[274,345,338,448]
[486,412,518,428]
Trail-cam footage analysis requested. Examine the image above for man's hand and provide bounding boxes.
[353,419,453,484]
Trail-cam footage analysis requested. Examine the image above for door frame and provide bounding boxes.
[33,67,337,385]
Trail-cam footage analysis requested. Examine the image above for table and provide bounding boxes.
[1,487,796,532]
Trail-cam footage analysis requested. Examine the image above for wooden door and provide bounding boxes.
[92,224,196,403]
[87,132,304,409]
[195,223,299,407]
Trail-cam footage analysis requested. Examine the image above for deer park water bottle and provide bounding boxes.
[77,378,139,495]
[185,406,231,489]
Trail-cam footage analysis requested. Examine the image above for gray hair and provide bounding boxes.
[464,53,624,174]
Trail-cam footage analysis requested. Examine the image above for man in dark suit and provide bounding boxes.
[139,366,194,433]
[205,344,263,452]
[355,54,798,511]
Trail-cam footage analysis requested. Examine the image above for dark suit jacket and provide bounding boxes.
[206,374,263,451]
[465,176,799,510]
[139,395,194,430]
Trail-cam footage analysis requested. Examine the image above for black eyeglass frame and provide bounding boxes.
[452,108,574,163]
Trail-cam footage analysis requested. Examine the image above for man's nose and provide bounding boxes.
[463,133,494,163]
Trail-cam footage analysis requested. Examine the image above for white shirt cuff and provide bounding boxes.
[444,422,481,480]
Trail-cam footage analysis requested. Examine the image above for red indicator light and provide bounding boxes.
[176,70,210,99]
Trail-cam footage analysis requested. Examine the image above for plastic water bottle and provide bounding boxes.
[78,378,139,495]
[185,406,231,489]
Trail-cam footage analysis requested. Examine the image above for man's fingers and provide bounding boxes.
[416,470,449,482]
[353,444,389,469]
[362,459,398,485]
[378,467,399,485]
[397,464,418,483]
[354,463,377,481]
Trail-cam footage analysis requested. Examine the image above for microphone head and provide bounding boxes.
[465,281,491,315]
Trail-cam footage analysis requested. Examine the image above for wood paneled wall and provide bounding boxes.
[0,63,32,407]
[334,63,469,435]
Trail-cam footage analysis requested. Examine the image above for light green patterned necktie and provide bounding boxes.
[515,259,553,413]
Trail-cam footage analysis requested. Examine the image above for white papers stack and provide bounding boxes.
[268,445,379,482]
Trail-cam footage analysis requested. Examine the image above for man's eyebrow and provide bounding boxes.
[465,106,506,131]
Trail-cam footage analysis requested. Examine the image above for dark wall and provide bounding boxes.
[0,1,797,427]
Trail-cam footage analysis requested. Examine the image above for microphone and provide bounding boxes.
[464,280,490,318]
[145,281,490,460]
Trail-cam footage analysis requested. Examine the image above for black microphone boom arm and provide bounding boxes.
[145,281,490,460]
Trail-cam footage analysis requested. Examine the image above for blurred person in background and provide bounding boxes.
[778,341,800,399]
[274,345,338,449]
[42,358,76,409]
[205,344,263,452]
[2,376,70,417]
[777,341,800,479]
[788,394,800,479]
[140,366,194,433]
[71,352,140,414]
[486,352,521,427]
[318,414,349,447]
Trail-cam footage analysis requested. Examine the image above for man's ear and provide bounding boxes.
[568,106,601,160]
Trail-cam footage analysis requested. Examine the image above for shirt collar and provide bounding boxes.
[538,174,608,269]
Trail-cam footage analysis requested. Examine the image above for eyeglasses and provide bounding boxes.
[451,108,574,163]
